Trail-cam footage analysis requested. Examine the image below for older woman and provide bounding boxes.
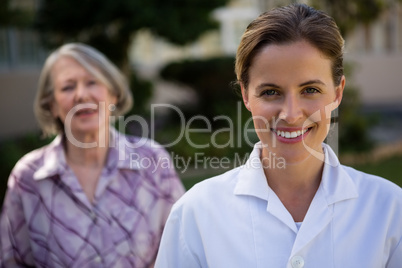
[155,4,401,268]
[0,43,185,267]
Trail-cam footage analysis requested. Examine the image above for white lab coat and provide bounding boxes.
[155,143,402,268]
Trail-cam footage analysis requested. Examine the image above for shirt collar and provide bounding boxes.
[107,127,153,170]
[33,135,68,180]
[234,142,358,205]
[234,142,270,200]
[33,128,141,181]
[320,143,359,204]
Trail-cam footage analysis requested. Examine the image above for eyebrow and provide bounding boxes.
[255,79,326,91]
[255,83,280,91]
[299,79,326,87]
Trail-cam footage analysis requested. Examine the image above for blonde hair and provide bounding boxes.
[34,43,133,136]
[236,3,344,90]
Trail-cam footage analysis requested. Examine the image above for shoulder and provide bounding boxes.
[342,164,401,198]
[10,143,52,182]
[173,167,242,213]
[340,164,402,222]
[340,165,402,246]
[116,131,171,160]
[324,143,401,204]
[115,132,185,192]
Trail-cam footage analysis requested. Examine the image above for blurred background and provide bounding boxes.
[1,0,401,205]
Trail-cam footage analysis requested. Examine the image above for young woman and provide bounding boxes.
[0,43,185,267]
[155,4,401,268]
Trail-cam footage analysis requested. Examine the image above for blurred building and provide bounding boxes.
[130,0,402,105]
[0,0,46,139]
[1,0,402,139]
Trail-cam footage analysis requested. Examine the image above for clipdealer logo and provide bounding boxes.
[63,101,339,167]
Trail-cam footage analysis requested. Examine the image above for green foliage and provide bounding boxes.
[0,0,34,27]
[352,154,402,187]
[114,71,154,136]
[338,63,375,153]
[161,57,239,120]
[127,71,153,117]
[34,0,229,68]
[310,0,386,35]
[158,57,256,161]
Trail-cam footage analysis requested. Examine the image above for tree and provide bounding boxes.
[34,0,229,72]
[311,0,386,47]
[0,0,33,27]
[160,57,238,121]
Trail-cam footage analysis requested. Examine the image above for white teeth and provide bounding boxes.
[274,128,308,139]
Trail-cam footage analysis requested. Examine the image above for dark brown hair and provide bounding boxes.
[236,3,344,90]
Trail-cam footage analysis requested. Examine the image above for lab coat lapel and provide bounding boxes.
[266,188,299,233]
[291,144,359,255]
[235,142,359,254]
[290,185,332,255]
[235,162,301,233]
[234,143,298,232]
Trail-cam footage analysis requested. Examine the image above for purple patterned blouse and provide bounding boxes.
[0,129,185,267]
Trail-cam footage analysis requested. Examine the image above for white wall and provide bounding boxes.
[345,53,402,105]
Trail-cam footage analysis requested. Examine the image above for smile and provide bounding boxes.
[272,128,310,139]
[75,108,97,116]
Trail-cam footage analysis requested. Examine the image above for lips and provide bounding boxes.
[273,128,309,139]
[270,127,312,143]
[75,108,96,116]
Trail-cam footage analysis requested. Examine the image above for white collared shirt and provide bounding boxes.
[155,143,402,268]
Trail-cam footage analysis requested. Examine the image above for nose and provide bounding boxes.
[279,94,303,124]
[74,83,89,102]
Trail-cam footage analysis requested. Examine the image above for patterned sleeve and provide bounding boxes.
[0,172,35,267]
[153,145,186,226]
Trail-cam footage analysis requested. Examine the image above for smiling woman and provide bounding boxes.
[243,40,344,166]
[155,4,402,268]
[0,43,185,267]
[50,56,117,143]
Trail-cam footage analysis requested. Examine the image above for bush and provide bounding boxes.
[338,63,375,153]
[159,57,255,160]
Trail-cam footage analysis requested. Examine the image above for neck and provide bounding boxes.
[64,129,110,167]
[262,148,324,222]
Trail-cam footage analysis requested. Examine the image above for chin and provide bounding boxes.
[281,152,314,166]
[261,137,316,165]
[69,124,102,136]
[270,147,311,165]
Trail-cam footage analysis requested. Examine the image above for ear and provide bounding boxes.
[111,95,117,106]
[241,83,251,111]
[334,75,345,109]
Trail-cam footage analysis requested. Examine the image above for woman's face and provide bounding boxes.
[242,40,345,164]
[50,56,116,138]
